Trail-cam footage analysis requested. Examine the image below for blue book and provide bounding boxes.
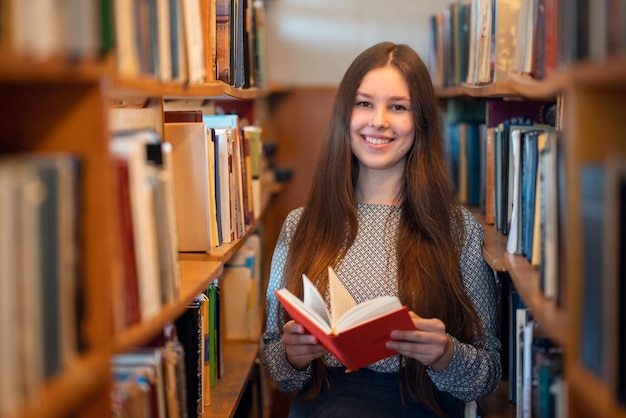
[579,164,606,378]
[465,122,481,206]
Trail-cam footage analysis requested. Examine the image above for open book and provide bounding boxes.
[275,267,414,371]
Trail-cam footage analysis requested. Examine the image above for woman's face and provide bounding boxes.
[349,65,415,173]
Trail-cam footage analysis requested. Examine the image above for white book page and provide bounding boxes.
[328,267,356,330]
[335,296,402,333]
[302,274,332,329]
[278,286,331,334]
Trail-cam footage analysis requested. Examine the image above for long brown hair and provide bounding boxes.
[280,42,483,416]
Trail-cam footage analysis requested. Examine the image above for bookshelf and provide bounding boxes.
[432,2,626,417]
[440,60,626,418]
[0,1,273,417]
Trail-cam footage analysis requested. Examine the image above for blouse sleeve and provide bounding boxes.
[261,208,314,392]
[426,208,503,401]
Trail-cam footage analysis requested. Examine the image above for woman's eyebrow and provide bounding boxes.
[356,91,410,101]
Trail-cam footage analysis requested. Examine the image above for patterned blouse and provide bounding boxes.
[261,203,502,402]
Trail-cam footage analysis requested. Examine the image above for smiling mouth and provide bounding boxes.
[363,136,393,145]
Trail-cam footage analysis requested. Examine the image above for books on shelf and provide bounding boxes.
[433,0,625,87]
[110,0,266,86]
[8,0,105,61]
[579,158,626,399]
[111,129,181,324]
[0,153,83,415]
[275,267,415,371]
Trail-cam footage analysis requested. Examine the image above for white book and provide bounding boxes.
[152,143,181,304]
[164,122,214,252]
[11,0,61,59]
[157,0,174,82]
[15,161,45,402]
[507,129,523,254]
[180,0,206,83]
[112,0,140,77]
[214,128,234,244]
[222,235,261,340]
[0,164,22,416]
[110,131,163,320]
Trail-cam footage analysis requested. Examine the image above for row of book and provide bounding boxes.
[430,0,626,88]
[0,0,112,61]
[512,305,565,417]
[579,158,626,406]
[495,276,566,418]
[112,282,220,418]
[111,233,262,418]
[0,0,267,89]
[163,110,264,252]
[0,154,83,417]
[443,98,563,303]
[114,0,266,88]
[111,110,263,328]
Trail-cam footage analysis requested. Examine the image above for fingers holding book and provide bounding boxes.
[386,312,454,372]
[282,320,327,371]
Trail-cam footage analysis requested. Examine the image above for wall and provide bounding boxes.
[265,0,450,86]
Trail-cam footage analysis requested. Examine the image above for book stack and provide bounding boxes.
[110,129,181,328]
[112,0,266,87]
[0,153,83,415]
[163,109,264,253]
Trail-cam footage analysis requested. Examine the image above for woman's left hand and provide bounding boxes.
[386,311,453,371]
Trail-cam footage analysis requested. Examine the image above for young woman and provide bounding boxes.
[262,42,501,417]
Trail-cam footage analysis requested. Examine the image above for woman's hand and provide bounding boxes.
[282,320,327,370]
[386,312,453,372]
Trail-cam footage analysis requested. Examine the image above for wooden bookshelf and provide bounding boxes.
[202,341,261,417]
[111,75,265,101]
[16,352,110,418]
[437,52,626,418]
[113,260,223,352]
[477,382,516,418]
[469,208,507,272]
[179,178,283,263]
[503,254,568,347]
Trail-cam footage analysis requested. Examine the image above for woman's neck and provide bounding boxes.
[355,167,402,205]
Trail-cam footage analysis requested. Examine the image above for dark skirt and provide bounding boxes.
[288,367,463,418]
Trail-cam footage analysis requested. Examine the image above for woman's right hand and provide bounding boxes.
[282,320,327,370]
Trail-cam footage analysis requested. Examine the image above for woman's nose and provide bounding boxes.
[370,108,389,128]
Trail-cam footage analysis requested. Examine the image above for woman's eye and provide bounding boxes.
[356,101,371,108]
[391,104,408,112]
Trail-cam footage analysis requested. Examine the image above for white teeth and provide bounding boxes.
[364,136,391,145]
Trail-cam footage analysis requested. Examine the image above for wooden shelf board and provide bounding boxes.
[508,73,564,100]
[568,55,626,89]
[568,363,626,418]
[468,207,506,272]
[478,381,515,418]
[460,81,517,97]
[0,52,107,83]
[437,56,626,101]
[504,253,567,347]
[113,259,223,352]
[179,228,256,263]
[111,75,265,100]
[18,351,110,418]
[202,341,260,417]
[435,81,518,98]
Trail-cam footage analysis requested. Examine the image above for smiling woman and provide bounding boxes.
[262,42,501,418]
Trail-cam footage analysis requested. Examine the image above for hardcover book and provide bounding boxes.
[275,267,414,371]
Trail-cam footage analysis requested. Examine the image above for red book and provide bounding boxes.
[275,267,415,371]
